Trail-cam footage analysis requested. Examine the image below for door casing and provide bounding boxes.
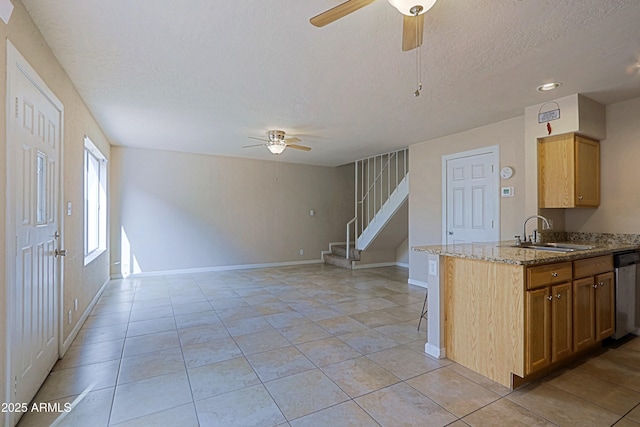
[441,145,500,244]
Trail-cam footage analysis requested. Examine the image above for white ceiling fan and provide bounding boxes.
[310,0,437,51]
[243,130,312,155]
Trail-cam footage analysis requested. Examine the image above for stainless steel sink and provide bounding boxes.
[507,242,596,252]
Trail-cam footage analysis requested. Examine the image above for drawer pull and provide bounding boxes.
[551,272,558,277]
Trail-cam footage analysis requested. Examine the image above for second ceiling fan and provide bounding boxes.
[310,0,437,51]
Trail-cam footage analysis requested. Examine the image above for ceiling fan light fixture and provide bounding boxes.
[267,143,286,155]
[388,0,436,16]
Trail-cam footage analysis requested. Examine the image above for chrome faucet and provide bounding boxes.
[521,215,551,244]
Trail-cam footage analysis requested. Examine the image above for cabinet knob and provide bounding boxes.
[556,294,562,299]
[599,282,605,287]
[593,283,599,288]
[578,195,584,200]
[547,295,553,301]
[551,272,558,277]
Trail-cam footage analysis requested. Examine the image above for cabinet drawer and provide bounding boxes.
[527,262,572,289]
[573,255,613,279]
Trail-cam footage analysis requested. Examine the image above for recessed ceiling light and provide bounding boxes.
[537,82,561,92]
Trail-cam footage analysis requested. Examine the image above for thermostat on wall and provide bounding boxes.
[501,186,514,197]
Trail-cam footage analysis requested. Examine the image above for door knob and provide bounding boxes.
[447,231,454,235]
[54,249,67,257]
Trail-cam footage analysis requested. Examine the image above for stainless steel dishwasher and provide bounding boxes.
[613,250,640,339]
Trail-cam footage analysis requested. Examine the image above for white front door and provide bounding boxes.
[443,146,499,244]
[6,41,63,421]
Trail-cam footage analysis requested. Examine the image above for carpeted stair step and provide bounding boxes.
[322,253,354,269]
[331,244,361,261]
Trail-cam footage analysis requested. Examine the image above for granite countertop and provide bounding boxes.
[412,241,639,266]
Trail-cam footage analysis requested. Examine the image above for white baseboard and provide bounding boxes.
[117,259,324,279]
[61,277,110,355]
[425,343,446,359]
[408,278,428,288]
[351,261,408,270]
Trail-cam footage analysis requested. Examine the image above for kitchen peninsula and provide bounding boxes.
[413,239,639,389]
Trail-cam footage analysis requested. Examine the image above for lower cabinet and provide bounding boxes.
[573,277,596,352]
[525,282,572,375]
[595,271,615,340]
[526,255,614,376]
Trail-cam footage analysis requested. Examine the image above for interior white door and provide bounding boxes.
[444,148,498,245]
[7,42,63,417]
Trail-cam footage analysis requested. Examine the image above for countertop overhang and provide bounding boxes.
[412,241,639,266]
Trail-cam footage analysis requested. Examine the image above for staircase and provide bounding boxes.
[322,243,361,269]
[325,148,409,269]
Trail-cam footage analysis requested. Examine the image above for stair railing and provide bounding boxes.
[346,148,408,257]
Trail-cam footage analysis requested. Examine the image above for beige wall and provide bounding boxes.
[1,0,112,408]
[110,146,354,274]
[408,116,526,283]
[565,97,640,232]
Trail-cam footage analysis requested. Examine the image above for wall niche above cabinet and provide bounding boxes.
[538,132,600,208]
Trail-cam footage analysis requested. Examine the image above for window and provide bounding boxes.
[84,136,107,265]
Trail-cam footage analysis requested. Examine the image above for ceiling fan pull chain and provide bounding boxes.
[414,11,422,97]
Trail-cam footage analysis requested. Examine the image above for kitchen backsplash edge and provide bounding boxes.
[540,231,640,245]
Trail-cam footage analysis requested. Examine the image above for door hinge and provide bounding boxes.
[14,376,17,395]
[491,165,494,173]
[15,97,19,119]
[491,220,495,228]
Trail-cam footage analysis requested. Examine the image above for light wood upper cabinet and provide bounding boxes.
[538,133,600,208]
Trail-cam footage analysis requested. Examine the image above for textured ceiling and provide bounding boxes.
[21,0,640,166]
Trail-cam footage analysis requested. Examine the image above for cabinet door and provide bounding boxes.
[526,287,551,375]
[595,272,615,340]
[574,136,600,207]
[538,134,574,208]
[551,283,573,362]
[573,277,596,352]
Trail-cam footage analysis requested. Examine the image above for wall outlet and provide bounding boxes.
[299,249,304,256]
[547,219,554,230]
[429,259,438,276]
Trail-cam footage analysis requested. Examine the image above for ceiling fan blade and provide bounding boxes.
[287,144,312,151]
[402,13,425,52]
[248,136,268,142]
[242,143,265,148]
[284,137,302,143]
[310,0,375,27]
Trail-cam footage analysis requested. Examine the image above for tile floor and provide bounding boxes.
[16,265,640,426]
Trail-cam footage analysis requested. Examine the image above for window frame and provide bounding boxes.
[83,136,107,266]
